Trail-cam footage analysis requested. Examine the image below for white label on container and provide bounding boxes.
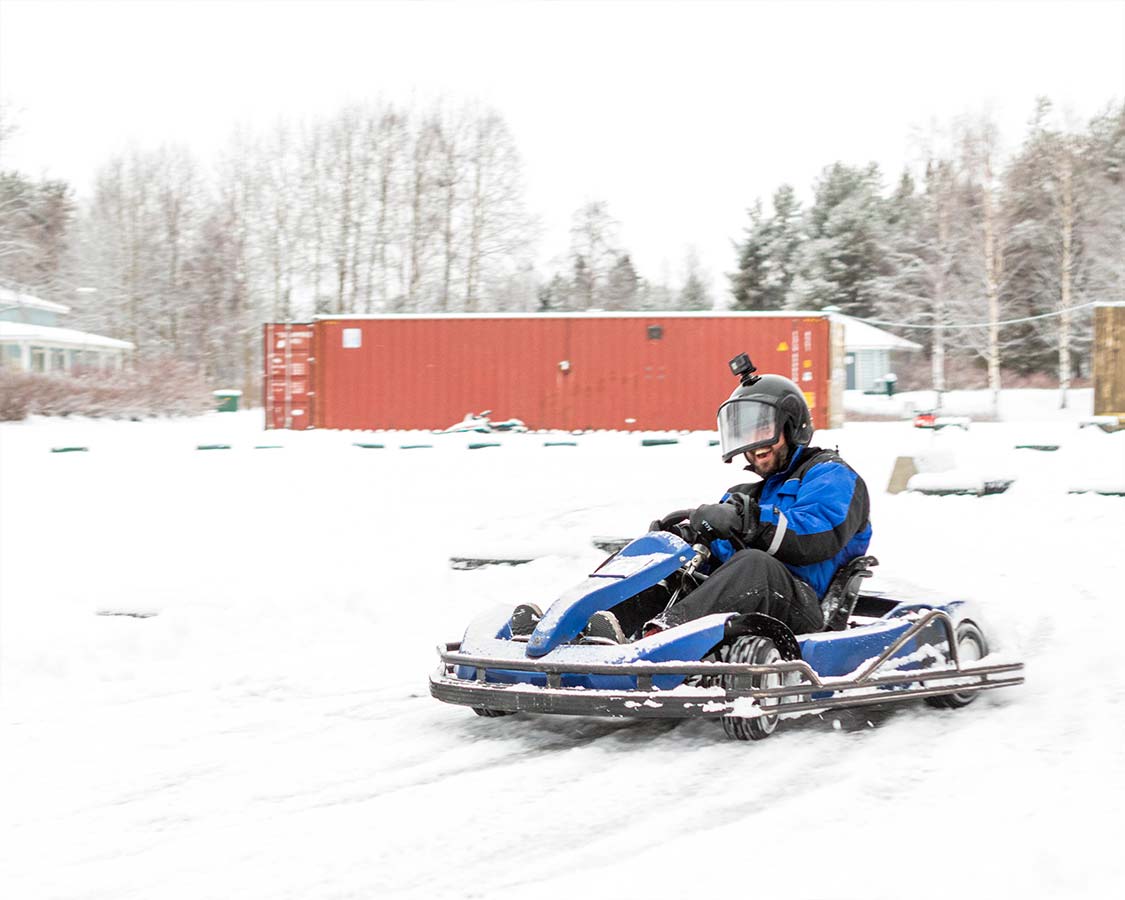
[343,328,362,349]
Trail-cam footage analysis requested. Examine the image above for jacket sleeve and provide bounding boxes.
[751,462,869,565]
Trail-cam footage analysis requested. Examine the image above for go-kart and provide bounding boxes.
[430,530,1024,740]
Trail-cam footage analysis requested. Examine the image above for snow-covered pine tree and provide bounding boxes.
[604,254,639,310]
[729,199,770,309]
[677,248,712,310]
[795,163,887,318]
[761,185,803,309]
[572,255,594,310]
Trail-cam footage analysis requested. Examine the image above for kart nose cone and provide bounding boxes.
[526,629,553,657]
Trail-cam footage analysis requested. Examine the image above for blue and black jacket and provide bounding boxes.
[713,445,872,598]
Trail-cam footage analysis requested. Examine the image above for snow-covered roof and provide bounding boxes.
[834,314,922,351]
[0,320,134,350]
[0,286,71,314]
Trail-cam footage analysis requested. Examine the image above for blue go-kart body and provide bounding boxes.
[430,532,1024,738]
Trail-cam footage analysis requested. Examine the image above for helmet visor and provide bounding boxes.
[717,398,780,461]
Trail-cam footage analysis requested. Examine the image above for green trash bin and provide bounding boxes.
[213,390,243,412]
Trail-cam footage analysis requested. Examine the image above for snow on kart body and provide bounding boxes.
[430,531,1025,740]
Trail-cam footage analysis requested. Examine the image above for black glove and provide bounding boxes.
[649,508,692,536]
[689,494,761,545]
[689,503,741,541]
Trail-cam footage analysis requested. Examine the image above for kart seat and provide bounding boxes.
[819,555,879,631]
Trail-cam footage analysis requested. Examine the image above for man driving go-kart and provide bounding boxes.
[591,353,873,643]
[431,351,1022,739]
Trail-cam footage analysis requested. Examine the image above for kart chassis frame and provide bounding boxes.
[430,608,1025,720]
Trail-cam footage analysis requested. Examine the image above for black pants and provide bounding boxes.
[658,549,824,634]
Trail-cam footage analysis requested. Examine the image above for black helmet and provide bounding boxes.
[717,355,814,463]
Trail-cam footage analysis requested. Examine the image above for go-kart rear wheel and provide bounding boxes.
[472,707,513,718]
[721,635,783,741]
[926,620,988,709]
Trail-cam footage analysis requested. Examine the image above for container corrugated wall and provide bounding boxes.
[268,313,838,432]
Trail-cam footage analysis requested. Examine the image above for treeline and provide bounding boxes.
[537,200,712,312]
[730,100,1125,401]
[2,98,1122,402]
[79,103,539,390]
[0,100,710,395]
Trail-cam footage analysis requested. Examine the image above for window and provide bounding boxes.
[647,324,663,340]
[30,347,47,372]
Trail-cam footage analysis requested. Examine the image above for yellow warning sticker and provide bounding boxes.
[803,391,816,409]
[803,359,812,368]
[777,342,789,351]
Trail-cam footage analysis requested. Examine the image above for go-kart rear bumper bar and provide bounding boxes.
[430,609,1025,719]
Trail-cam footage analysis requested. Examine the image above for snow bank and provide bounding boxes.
[846,387,1094,421]
[1,394,1122,899]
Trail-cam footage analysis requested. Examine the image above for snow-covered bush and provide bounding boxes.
[0,359,214,421]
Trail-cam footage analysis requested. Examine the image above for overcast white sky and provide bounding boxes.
[1,0,1122,296]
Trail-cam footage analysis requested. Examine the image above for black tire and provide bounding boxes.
[721,635,783,741]
[472,707,513,718]
[925,620,988,709]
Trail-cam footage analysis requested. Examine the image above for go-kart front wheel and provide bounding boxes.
[926,620,988,709]
[721,635,783,741]
[472,707,513,718]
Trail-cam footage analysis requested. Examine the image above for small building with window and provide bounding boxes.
[837,314,922,391]
[0,286,134,373]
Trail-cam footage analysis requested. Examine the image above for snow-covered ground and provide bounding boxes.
[2,392,1123,900]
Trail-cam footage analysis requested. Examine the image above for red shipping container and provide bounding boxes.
[264,312,844,432]
[263,323,316,430]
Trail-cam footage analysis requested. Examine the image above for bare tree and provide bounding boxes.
[299,119,330,312]
[152,146,201,353]
[431,107,466,312]
[362,107,407,313]
[327,107,361,314]
[254,122,305,322]
[568,201,620,309]
[871,157,971,397]
[463,111,534,311]
[958,116,1009,410]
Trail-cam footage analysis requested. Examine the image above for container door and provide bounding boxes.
[264,323,316,430]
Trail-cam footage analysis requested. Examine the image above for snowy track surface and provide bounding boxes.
[2,401,1123,899]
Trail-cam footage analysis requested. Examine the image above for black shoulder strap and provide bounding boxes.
[789,446,840,481]
[725,481,765,500]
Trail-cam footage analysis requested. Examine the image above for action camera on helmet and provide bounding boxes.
[717,353,814,463]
